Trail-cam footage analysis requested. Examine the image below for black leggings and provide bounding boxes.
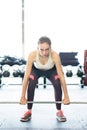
[27,65,62,110]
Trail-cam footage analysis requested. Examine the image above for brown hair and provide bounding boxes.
[38,36,51,46]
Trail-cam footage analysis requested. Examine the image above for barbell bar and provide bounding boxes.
[0,101,87,104]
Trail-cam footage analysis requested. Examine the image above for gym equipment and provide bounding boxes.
[3,70,10,77]
[2,64,10,77]
[0,56,26,86]
[77,66,84,77]
[0,101,87,104]
[0,69,2,78]
[0,55,26,66]
[59,52,79,66]
[83,50,87,86]
[66,70,73,77]
[0,79,1,87]
[84,50,87,74]
[36,76,46,88]
[18,64,25,79]
[12,64,20,77]
[13,71,19,77]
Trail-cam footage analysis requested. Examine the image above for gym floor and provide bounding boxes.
[0,77,87,130]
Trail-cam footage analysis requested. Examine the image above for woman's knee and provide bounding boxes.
[29,74,38,85]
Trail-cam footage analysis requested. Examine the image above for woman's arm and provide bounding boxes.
[20,51,36,104]
[52,51,70,104]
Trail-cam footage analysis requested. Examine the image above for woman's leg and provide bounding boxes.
[27,67,39,110]
[45,67,62,110]
[49,75,62,110]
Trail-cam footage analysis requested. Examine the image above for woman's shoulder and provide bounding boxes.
[51,50,59,57]
[28,50,37,61]
[51,50,60,62]
[29,50,37,55]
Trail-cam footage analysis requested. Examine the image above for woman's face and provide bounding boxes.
[38,42,51,58]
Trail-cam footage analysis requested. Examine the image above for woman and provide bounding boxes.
[20,36,70,122]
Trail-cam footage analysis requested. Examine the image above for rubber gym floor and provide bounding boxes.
[0,77,87,130]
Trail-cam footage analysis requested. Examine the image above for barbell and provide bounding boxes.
[0,101,87,104]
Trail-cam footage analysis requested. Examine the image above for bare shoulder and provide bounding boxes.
[51,50,60,60]
[51,50,62,67]
[27,50,37,62]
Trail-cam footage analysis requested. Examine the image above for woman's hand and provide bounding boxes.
[62,96,70,105]
[20,97,27,105]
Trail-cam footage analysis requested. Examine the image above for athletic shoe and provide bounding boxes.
[56,110,66,122]
[20,110,32,122]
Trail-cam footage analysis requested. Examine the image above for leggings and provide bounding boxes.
[27,65,62,110]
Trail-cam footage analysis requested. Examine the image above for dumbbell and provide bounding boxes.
[13,70,19,77]
[18,65,25,78]
[12,64,20,77]
[2,64,10,77]
[3,70,10,77]
[0,69,2,78]
[77,66,84,77]
[66,70,73,77]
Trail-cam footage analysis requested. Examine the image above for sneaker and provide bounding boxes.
[20,110,32,122]
[56,110,66,122]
